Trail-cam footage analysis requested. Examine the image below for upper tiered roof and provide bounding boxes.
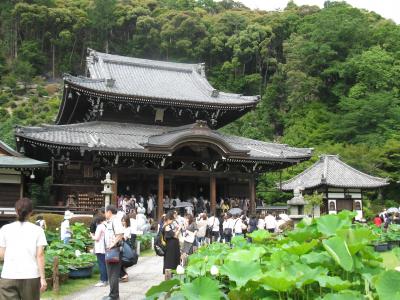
[65,49,259,108]
[280,155,389,190]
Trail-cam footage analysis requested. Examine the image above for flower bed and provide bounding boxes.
[146,211,400,299]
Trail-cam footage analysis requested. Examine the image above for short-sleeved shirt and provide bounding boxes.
[0,221,47,279]
[104,215,124,248]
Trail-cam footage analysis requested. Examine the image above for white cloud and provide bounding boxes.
[238,0,400,24]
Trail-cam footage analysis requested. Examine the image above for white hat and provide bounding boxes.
[64,210,74,220]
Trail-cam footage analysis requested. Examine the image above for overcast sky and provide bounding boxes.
[239,0,400,24]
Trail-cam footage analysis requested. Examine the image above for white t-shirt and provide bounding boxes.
[207,216,220,232]
[60,219,71,240]
[257,218,265,230]
[233,218,243,235]
[130,218,138,234]
[105,215,124,248]
[93,223,106,254]
[265,215,277,230]
[0,221,47,279]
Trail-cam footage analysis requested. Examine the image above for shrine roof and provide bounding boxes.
[280,155,389,190]
[0,140,48,169]
[15,121,312,163]
[63,49,259,108]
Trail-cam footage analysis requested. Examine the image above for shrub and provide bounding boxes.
[2,74,17,89]
[70,216,93,228]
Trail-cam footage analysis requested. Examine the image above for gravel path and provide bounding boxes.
[62,255,164,300]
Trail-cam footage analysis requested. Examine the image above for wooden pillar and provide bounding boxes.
[210,174,216,214]
[249,175,256,215]
[111,169,118,205]
[19,173,24,198]
[157,171,164,220]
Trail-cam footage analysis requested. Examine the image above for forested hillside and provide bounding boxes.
[0,0,399,206]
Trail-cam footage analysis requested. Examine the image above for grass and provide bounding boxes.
[380,248,400,270]
[41,276,99,299]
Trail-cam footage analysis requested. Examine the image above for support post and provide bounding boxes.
[20,174,24,198]
[249,175,256,215]
[157,171,164,221]
[111,169,118,205]
[210,174,216,215]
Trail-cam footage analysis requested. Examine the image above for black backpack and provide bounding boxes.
[154,228,167,256]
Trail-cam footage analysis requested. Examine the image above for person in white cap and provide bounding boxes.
[61,210,73,244]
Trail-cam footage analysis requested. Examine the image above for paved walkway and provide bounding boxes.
[63,255,164,300]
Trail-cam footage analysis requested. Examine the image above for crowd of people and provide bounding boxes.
[373,208,400,228]
[157,210,289,279]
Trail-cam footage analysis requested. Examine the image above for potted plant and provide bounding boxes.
[67,252,97,279]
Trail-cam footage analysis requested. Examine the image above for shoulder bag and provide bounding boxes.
[105,221,121,264]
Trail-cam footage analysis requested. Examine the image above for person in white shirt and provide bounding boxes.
[104,205,124,300]
[222,214,234,243]
[129,211,138,250]
[92,215,108,287]
[265,213,277,233]
[257,213,266,230]
[196,213,208,246]
[60,210,73,243]
[207,213,220,243]
[0,198,48,299]
[120,215,131,282]
[233,215,243,236]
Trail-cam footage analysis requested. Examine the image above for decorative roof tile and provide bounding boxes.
[280,155,389,190]
[64,49,259,107]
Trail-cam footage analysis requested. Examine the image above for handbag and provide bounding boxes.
[104,221,120,264]
[206,217,216,237]
[183,230,195,243]
[223,228,232,237]
[105,247,120,264]
[121,241,138,267]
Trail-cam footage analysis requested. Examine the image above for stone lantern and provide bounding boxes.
[101,172,115,209]
[287,186,306,223]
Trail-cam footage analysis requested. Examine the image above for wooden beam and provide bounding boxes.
[249,175,256,215]
[111,169,118,205]
[157,171,164,220]
[210,175,216,214]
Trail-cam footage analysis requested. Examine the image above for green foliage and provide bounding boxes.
[146,211,393,299]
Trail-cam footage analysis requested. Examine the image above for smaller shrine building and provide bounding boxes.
[280,155,389,220]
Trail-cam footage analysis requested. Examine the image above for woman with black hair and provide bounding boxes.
[0,198,48,299]
[163,211,181,279]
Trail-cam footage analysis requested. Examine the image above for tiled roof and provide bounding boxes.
[15,121,312,162]
[0,140,47,169]
[64,49,259,107]
[280,155,389,190]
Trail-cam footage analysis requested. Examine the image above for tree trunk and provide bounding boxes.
[52,43,56,79]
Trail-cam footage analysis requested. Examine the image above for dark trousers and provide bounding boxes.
[106,261,121,300]
[0,277,40,300]
[96,253,108,282]
[211,231,219,243]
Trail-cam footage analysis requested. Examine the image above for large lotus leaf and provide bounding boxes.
[231,235,247,247]
[321,292,363,300]
[287,263,328,287]
[145,278,180,299]
[247,229,271,243]
[181,277,223,300]
[322,236,353,271]
[336,227,375,254]
[268,250,299,269]
[282,239,318,256]
[316,275,352,291]
[317,214,351,237]
[219,260,263,287]
[337,210,357,221]
[374,270,400,300]
[259,271,297,292]
[300,252,332,266]
[287,226,320,243]
[226,246,266,262]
